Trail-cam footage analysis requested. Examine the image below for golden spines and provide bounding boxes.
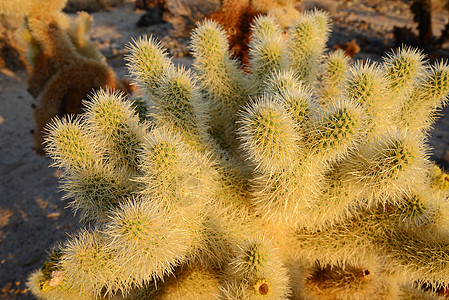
[237,95,300,173]
[126,35,172,95]
[288,9,330,85]
[84,90,147,171]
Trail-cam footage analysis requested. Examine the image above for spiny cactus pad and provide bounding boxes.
[29,10,449,300]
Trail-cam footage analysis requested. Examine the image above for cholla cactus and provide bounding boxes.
[28,10,449,300]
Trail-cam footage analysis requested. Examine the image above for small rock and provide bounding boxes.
[1,282,12,294]
[46,212,61,219]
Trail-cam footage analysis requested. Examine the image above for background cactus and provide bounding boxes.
[28,9,449,300]
[0,0,133,155]
[207,0,300,64]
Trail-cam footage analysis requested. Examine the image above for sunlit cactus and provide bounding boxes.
[44,116,99,170]
[431,164,449,197]
[126,35,172,95]
[319,49,351,101]
[221,236,291,299]
[288,9,330,85]
[238,95,300,173]
[307,97,367,162]
[399,61,449,131]
[263,70,318,130]
[248,15,289,91]
[383,47,426,115]
[28,9,449,300]
[83,90,146,171]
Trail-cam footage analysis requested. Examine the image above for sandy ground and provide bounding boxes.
[1,0,449,299]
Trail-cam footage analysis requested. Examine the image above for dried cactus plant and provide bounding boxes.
[28,9,449,300]
[208,0,300,63]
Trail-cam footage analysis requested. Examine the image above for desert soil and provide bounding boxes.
[1,0,449,299]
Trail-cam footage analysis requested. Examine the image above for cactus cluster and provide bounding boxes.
[28,9,449,299]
